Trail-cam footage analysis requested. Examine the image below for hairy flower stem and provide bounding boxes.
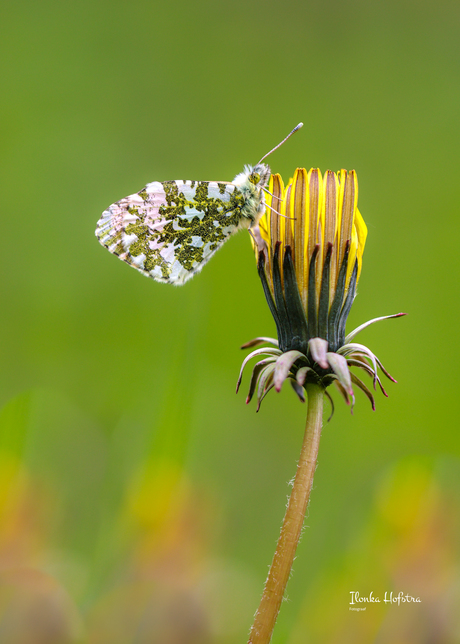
[248,382,324,644]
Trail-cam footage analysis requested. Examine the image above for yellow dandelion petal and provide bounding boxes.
[354,207,367,282]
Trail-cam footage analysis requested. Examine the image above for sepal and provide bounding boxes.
[240,337,279,349]
[238,331,399,413]
[326,352,353,396]
[274,350,308,392]
[345,312,406,344]
[308,338,329,369]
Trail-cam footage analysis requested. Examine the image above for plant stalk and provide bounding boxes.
[248,382,324,644]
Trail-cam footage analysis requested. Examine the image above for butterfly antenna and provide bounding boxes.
[258,122,303,165]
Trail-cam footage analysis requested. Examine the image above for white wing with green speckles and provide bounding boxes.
[95,125,305,285]
[96,178,257,285]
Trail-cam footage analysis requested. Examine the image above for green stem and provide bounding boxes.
[248,382,324,644]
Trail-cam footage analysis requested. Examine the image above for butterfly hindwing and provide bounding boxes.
[96,125,305,285]
[96,179,251,285]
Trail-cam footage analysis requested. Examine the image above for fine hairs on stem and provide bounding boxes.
[248,382,324,643]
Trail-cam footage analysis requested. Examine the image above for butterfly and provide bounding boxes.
[95,123,303,285]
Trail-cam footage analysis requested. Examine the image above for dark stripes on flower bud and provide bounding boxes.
[239,166,405,414]
[258,239,358,356]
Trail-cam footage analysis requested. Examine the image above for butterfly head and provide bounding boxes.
[248,163,271,189]
[233,123,304,194]
[233,163,271,192]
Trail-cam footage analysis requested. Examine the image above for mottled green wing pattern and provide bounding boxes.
[95,179,249,284]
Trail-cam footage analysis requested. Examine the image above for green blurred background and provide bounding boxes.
[1,0,460,642]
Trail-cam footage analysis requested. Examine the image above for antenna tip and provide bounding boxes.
[257,122,304,165]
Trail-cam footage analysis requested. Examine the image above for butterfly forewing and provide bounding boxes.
[96,179,251,285]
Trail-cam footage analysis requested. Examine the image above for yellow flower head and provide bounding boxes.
[254,168,367,352]
[238,167,405,415]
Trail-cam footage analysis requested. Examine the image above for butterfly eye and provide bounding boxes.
[249,172,261,185]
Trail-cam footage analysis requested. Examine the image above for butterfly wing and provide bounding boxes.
[96,179,249,285]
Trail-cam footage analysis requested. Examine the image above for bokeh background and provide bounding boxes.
[1,0,460,642]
